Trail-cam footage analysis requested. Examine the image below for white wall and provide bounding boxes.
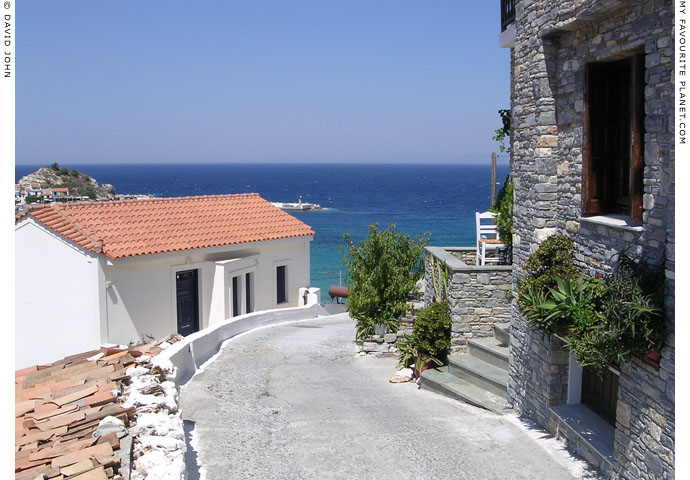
[155,298,326,385]
[15,216,312,363]
[102,236,312,345]
[15,220,102,369]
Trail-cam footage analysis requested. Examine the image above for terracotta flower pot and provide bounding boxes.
[414,360,438,378]
[644,349,661,369]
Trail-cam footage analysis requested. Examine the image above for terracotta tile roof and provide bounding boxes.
[16,193,315,259]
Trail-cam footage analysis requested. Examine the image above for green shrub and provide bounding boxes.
[342,223,429,341]
[489,176,513,254]
[567,258,666,375]
[526,274,597,337]
[396,301,451,370]
[518,235,577,320]
[520,238,667,376]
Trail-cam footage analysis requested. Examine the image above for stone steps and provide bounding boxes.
[468,337,510,371]
[420,367,511,415]
[548,404,615,477]
[420,323,512,414]
[448,355,508,398]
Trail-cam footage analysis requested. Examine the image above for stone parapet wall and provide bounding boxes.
[424,247,511,354]
[508,0,674,478]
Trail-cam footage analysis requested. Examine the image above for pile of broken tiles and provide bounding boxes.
[15,341,165,480]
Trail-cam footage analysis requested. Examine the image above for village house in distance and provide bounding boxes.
[501,0,674,478]
[15,193,315,369]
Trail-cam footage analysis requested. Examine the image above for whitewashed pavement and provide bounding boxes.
[179,313,603,480]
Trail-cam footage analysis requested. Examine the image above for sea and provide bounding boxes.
[15,163,509,297]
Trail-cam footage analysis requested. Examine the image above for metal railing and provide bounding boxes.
[501,0,515,31]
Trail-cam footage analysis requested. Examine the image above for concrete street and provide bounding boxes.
[179,313,600,480]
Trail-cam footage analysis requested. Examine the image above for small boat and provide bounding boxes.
[272,196,322,211]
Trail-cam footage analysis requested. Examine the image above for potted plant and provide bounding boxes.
[396,301,451,377]
[518,236,667,376]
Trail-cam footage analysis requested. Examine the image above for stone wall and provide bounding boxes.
[507,0,674,478]
[424,247,511,354]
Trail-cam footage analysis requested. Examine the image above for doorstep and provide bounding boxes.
[548,404,615,477]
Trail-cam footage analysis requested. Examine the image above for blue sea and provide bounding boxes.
[15,163,509,297]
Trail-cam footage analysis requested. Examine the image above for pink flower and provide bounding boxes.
[553,285,558,289]
[595,274,601,278]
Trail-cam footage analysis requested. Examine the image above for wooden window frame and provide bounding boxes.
[583,53,645,222]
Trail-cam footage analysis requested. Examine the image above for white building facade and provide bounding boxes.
[15,194,314,369]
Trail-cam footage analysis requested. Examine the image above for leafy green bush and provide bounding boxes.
[396,301,451,370]
[533,275,606,337]
[519,238,667,376]
[518,235,577,324]
[489,175,513,254]
[567,258,666,375]
[342,223,429,341]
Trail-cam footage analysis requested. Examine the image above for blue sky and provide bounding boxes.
[16,1,510,164]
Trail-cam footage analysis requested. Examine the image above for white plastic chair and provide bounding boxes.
[476,211,507,266]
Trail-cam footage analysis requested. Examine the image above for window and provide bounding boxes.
[245,272,253,313]
[583,53,645,221]
[276,265,287,304]
[232,275,240,317]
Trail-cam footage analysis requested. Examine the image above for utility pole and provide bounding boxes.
[491,152,497,207]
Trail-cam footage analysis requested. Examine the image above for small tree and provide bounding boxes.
[342,223,429,341]
[50,162,59,171]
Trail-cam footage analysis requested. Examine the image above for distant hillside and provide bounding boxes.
[17,163,116,200]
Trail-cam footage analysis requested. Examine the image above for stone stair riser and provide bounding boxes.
[468,341,509,371]
[494,324,510,346]
[419,377,486,411]
[448,362,508,398]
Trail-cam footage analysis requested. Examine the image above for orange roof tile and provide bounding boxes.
[17,193,315,259]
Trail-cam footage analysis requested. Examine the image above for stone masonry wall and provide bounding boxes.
[424,248,511,354]
[508,1,674,478]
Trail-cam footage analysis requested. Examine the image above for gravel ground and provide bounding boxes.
[179,313,602,480]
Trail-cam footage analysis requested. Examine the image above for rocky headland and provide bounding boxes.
[17,163,116,200]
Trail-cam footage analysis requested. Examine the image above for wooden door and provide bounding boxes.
[581,365,619,426]
[176,269,199,336]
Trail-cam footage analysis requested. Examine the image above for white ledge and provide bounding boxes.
[579,215,643,233]
[499,25,515,48]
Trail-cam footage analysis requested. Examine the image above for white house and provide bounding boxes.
[15,193,315,369]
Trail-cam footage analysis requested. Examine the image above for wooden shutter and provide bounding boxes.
[630,53,645,222]
[277,266,286,304]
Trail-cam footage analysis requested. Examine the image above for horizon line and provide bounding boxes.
[16,160,511,167]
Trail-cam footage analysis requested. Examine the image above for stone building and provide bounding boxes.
[500,0,674,478]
